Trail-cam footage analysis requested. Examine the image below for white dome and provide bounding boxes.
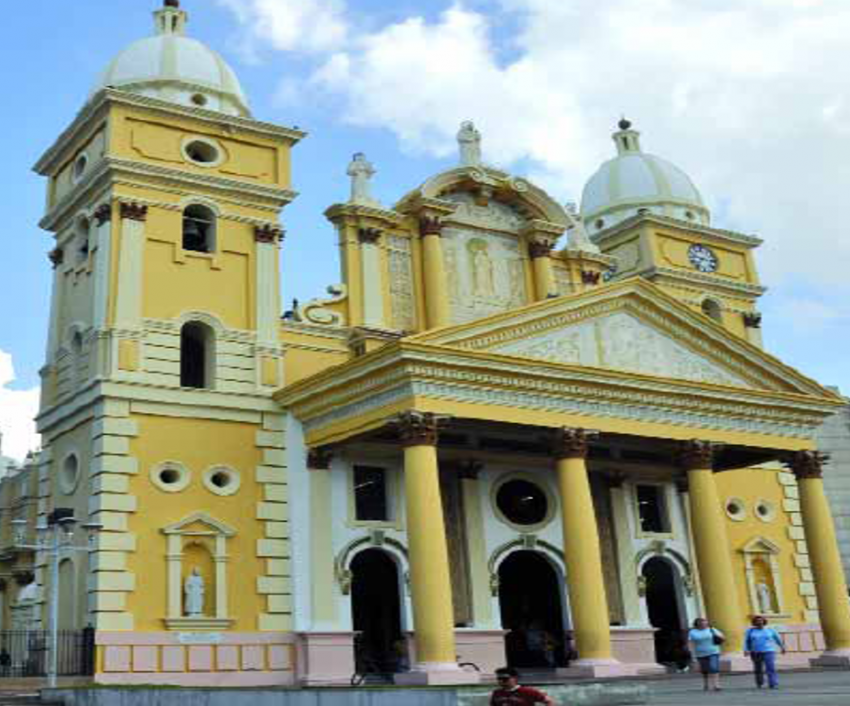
[581,121,709,233]
[92,4,250,117]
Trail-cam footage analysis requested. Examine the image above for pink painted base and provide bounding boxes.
[719,654,752,673]
[557,659,639,678]
[295,632,357,686]
[811,650,850,669]
[394,665,481,685]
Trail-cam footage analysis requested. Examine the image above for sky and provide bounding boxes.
[1,0,849,460]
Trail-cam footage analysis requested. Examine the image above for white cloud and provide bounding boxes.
[223,0,850,293]
[0,350,40,463]
[215,0,348,54]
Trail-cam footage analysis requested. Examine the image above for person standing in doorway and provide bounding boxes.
[491,667,554,705]
[687,617,724,691]
[744,615,786,689]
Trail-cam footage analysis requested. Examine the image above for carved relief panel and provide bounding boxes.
[387,235,416,331]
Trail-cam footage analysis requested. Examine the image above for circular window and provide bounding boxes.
[725,497,747,522]
[150,461,191,493]
[203,466,241,496]
[755,499,776,523]
[495,478,550,527]
[59,453,80,494]
[73,154,88,183]
[182,138,223,167]
[191,93,208,107]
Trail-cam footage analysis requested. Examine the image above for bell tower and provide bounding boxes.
[32,0,302,661]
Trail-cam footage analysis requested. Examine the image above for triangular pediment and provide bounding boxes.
[162,512,236,537]
[409,278,837,397]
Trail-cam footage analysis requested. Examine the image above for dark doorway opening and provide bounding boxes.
[498,550,568,669]
[351,549,405,674]
[643,557,686,667]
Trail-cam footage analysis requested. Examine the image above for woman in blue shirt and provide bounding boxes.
[687,617,724,692]
[744,615,786,689]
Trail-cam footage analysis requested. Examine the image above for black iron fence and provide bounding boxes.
[0,628,95,678]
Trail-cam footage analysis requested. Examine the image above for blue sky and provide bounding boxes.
[1,0,849,459]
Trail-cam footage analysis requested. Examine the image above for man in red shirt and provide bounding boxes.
[491,667,554,705]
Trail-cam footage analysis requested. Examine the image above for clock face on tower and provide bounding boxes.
[688,244,719,273]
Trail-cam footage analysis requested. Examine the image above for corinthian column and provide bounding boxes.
[554,429,631,677]
[790,451,850,666]
[681,440,746,662]
[394,411,478,685]
[419,218,451,329]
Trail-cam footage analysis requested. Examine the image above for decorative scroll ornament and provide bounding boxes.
[787,450,828,480]
[306,447,333,470]
[293,284,348,326]
[93,203,112,226]
[393,411,451,447]
[743,312,763,329]
[678,439,716,471]
[255,224,285,244]
[48,248,64,268]
[419,216,444,237]
[553,427,598,460]
[120,202,148,222]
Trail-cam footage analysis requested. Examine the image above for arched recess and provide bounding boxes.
[635,540,695,600]
[488,536,566,598]
[496,549,569,669]
[701,297,723,323]
[161,512,236,630]
[58,558,77,629]
[334,532,409,597]
[641,556,687,665]
[182,203,217,253]
[180,321,215,389]
[740,537,787,617]
[349,548,406,673]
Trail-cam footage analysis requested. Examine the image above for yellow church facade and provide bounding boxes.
[10,0,850,687]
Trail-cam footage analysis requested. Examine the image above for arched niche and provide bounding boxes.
[161,512,236,630]
[740,537,787,617]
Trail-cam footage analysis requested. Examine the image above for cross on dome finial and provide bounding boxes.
[458,121,483,167]
[164,0,180,7]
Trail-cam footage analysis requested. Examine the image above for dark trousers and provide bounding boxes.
[751,651,778,688]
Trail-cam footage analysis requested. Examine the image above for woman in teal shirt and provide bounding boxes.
[744,616,786,689]
[687,618,724,692]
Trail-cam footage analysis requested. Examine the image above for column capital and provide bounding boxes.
[255,224,285,244]
[48,247,64,268]
[357,227,382,244]
[528,239,555,259]
[306,447,333,470]
[581,270,602,285]
[119,202,148,222]
[419,216,444,237]
[787,450,829,480]
[678,439,716,471]
[553,428,598,460]
[394,411,450,447]
[93,203,113,226]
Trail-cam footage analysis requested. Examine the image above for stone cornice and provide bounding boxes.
[277,339,838,447]
[34,88,305,177]
[324,202,404,226]
[39,157,298,232]
[590,213,763,249]
[638,266,767,297]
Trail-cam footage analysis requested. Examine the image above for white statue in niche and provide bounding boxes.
[756,581,775,614]
[184,568,205,617]
[469,239,495,296]
[458,121,482,167]
[347,152,379,206]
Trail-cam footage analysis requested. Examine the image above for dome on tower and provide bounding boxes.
[91,1,250,117]
[581,120,709,234]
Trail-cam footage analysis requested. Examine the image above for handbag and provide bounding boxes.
[711,628,725,646]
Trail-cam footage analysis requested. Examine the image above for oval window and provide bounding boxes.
[496,479,549,526]
[184,140,220,165]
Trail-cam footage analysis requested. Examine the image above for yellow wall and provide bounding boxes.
[126,415,267,631]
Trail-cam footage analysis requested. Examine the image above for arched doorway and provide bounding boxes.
[498,551,567,669]
[350,549,404,673]
[642,557,686,666]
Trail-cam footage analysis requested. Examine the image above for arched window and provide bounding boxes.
[701,298,723,323]
[182,205,216,253]
[76,218,91,263]
[180,322,215,389]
